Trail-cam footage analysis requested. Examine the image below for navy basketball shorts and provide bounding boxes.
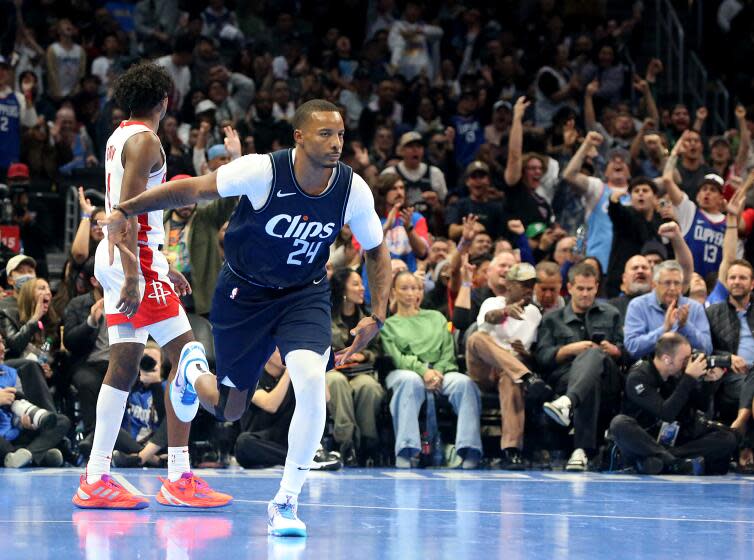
[209,264,333,391]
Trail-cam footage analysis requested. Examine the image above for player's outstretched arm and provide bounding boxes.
[101,171,222,259]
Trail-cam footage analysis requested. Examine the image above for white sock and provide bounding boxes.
[86,384,129,484]
[277,349,328,500]
[168,446,191,482]
[183,343,213,387]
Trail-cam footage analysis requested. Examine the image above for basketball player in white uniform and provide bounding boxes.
[73,62,231,509]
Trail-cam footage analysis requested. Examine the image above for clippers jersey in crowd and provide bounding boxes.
[0,91,20,168]
[223,149,352,289]
[95,121,181,328]
[683,207,725,280]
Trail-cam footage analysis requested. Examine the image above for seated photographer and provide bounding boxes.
[624,260,712,360]
[111,342,168,468]
[0,334,70,468]
[326,268,385,466]
[536,262,625,471]
[381,271,482,469]
[234,349,341,471]
[610,332,738,475]
[462,260,551,469]
[705,259,754,467]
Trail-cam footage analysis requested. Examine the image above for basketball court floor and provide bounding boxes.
[3,467,753,559]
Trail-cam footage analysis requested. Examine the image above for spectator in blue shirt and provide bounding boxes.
[624,260,712,360]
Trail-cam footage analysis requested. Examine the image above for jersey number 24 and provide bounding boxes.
[287,240,323,265]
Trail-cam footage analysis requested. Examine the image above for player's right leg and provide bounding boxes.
[73,340,148,510]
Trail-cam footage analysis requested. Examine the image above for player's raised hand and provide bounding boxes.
[335,315,382,366]
[223,126,242,160]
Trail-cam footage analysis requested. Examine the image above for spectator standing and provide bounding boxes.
[387,1,442,82]
[155,36,193,113]
[45,19,86,103]
[0,56,37,177]
[504,98,554,227]
[445,162,508,241]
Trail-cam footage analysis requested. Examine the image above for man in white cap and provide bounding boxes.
[381,131,447,209]
[465,262,551,469]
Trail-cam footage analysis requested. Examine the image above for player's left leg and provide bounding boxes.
[148,313,232,508]
[267,348,330,537]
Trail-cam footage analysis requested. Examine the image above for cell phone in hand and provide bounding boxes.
[591,333,606,344]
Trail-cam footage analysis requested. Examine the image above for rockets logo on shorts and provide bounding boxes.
[147,280,171,306]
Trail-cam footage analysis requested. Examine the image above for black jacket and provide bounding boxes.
[63,292,101,364]
[0,307,46,359]
[623,359,713,434]
[606,200,662,298]
[535,300,625,379]
[706,298,754,357]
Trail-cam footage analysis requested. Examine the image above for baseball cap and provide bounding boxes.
[6,255,36,276]
[493,100,512,112]
[195,99,217,114]
[207,144,228,160]
[606,147,630,163]
[464,160,490,178]
[397,131,423,150]
[641,240,668,261]
[169,174,192,181]
[525,222,547,238]
[699,173,725,192]
[506,262,537,282]
[6,163,30,179]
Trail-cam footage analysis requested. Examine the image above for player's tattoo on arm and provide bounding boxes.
[365,241,391,321]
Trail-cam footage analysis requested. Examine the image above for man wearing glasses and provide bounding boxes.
[624,260,712,360]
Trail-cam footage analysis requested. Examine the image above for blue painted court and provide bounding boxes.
[3,468,754,559]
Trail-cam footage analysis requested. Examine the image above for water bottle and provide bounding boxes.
[575,225,587,257]
[38,337,53,366]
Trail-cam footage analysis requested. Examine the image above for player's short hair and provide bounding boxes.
[113,61,172,116]
[291,99,340,131]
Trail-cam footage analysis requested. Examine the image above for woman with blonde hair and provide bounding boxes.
[2,278,60,372]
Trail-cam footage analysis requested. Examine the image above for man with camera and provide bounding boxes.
[536,262,625,471]
[610,332,738,475]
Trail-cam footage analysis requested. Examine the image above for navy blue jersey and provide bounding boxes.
[683,207,725,279]
[0,92,21,168]
[224,148,353,289]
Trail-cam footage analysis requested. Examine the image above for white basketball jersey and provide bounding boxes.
[104,121,167,247]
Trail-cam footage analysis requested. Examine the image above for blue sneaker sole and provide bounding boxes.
[268,528,307,537]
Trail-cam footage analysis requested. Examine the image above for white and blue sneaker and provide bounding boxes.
[170,341,208,423]
[267,498,307,537]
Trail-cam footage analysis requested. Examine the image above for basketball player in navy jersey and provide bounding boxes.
[101,99,391,537]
